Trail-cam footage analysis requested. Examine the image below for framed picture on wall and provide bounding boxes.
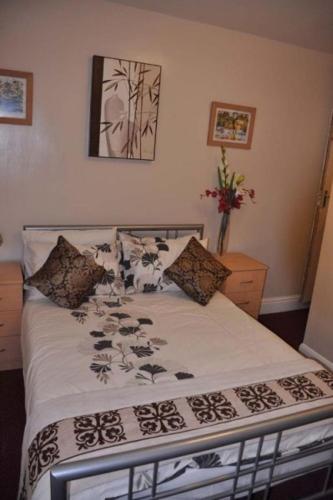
[0,69,33,125]
[207,101,256,149]
[89,55,161,160]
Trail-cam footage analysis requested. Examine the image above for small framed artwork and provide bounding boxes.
[0,69,33,125]
[89,55,161,161]
[207,101,256,149]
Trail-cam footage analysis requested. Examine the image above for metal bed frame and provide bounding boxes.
[23,224,205,240]
[50,404,333,500]
[22,224,333,500]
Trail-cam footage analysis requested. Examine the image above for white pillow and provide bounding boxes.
[22,228,117,275]
[119,233,207,294]
[22,227,117,245]
[23,228,123,299]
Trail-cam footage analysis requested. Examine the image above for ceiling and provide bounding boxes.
[112,0,333,54]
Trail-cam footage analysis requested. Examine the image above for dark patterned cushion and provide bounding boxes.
[25,236,105,309]
[164,237,231,305]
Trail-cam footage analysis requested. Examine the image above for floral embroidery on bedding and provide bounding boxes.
[80,242,124,296]
[74,411,126,450]
[21,368,333,499]
[121,236,171,293]
[28,423,59,486]
[71,296,194,385]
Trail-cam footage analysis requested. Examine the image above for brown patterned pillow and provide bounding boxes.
[164,237,231,305]
[25,236,105,309]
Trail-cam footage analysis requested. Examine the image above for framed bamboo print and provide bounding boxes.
[89,55,161,160]
[207,101,256,149]
[0,69,33,125]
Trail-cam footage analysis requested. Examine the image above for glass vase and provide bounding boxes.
[217,212,230,255]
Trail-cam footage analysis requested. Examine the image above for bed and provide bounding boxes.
[19,224,333,500]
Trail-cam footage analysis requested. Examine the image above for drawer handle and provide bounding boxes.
[240,280,254,285]
[0,348,5,353]
[0,323,4,327]
[236,301,250,306]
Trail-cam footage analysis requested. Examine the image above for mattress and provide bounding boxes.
[20,290,333,499]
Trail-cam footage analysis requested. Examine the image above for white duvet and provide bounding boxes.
[20,290,333,499]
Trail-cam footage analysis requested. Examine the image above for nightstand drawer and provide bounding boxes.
[0,285,23,311]
[0,335,22,370]
[0,311,21,337]
[224,290,261,318]
[223,270,266,293]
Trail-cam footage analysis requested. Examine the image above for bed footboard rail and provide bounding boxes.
[50,403,333,500]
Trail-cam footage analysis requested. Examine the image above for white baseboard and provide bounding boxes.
[260,294,309,315]
[299,343,333,371]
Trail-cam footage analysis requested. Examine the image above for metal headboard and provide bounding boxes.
[22,224,204,239]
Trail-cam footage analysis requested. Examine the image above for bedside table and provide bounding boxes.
[216,253,268,319]
[0,262,23,370]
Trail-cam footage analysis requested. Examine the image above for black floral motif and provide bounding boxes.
[123,259,131,271]
[94,340,113,351]
[103,300,122,308]
[234,384,285,413]
[119,325,140,336]
[96,243,112,253]
[156,241,169,252]
[277,375,324,401]
[135,363,167,383]
[28,423,59,485]
[137,318,154,325]
[133,401,186,435]
[74,411,126,450]
[187,391,237,423]
[315,370,333,390]
[175,372,194,380]
[71,310,88,323]
[90,354,112,383]
[130,345,154,358]
[193,452,222,468]
[90,330,105,338]
[124,274,134,289]
[142,252,160,269]
[110,312,131,319]
[143,283,158,293]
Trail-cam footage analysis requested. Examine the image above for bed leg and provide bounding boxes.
[152,461,159,497]
[262,432,282,500]
[323,463,333,493]
[50,470,67,500]
[128,466,134,500]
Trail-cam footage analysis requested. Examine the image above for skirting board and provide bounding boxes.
[260,294,309,315]
[299,343,333,371]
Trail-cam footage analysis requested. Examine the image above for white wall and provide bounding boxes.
[1,0,333,298]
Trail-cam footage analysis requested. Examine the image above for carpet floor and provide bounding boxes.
[0,308,321,500]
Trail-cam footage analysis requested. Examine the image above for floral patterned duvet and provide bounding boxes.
[20,290,333,499]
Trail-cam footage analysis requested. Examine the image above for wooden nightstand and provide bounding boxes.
[0,262,23,370]
[216,253,268,319]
